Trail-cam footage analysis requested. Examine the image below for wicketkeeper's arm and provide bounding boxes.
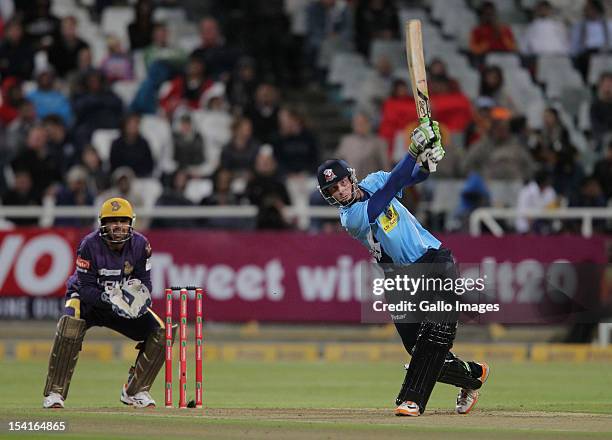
[75,244,107,307]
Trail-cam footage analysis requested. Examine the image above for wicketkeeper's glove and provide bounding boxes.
[103,279,152,319]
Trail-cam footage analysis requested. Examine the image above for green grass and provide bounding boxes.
[0,360,611,439]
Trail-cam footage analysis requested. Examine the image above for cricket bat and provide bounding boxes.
[405,19,437,172]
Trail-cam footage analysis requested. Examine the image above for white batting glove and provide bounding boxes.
[408,121,438,158]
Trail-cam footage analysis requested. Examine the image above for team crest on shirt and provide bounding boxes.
[323,169,336,182]
[111,200,121,211]
[379,204,399,233]
[124,260,134,275]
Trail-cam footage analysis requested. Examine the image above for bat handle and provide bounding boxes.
[419,117,437,173]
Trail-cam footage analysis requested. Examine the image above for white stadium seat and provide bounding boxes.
[91,129,120,163]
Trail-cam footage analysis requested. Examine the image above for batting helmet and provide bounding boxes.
[316,159,358,206]
[98,197,136,244]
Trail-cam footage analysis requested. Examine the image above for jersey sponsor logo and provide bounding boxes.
[98,268,121,276]
[111,200,121,211]
[145,258,151,271]
[124,260,134,275]
[379,204,399,233]
[323,169,337,182]
[76,256,90,270]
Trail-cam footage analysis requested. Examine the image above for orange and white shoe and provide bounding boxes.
[456,362,490,415]
[395,400,420,416]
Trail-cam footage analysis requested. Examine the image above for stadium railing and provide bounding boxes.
[469,207,612,237]
[0,205,340,229]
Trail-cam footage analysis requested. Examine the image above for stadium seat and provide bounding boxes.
[317,35,354,69]
[184,178,213,204]
[488,180,523,208]
[327,52,366,85]
[112,80,139,106]
[430,179,463,215]
[140,115,175,175]
[132,178,163,209]
[369,39,405,71]
[536,55,575,85]
[101,6,134,48]
[485,53,521,70]
[91,129,120,162]
[191,110,232,176]
[341,65,373,101]
[578,100,592,131]
[441,7,477,49]
[588,54,612,86]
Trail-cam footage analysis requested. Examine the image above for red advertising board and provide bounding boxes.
[0,229,608,322]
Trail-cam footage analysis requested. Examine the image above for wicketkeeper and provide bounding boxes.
[43,197,173,409]
[317,121,490,416]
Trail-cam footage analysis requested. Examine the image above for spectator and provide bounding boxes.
[42,114,80,174]
[220,116,260,175]
[200,168,252,229]
[273,107,319,176]
[47,15,89,77]
[247,145,292,229]
[478,65,517,113]
[21,0,60,49]
[151,169,196,229]
[336,111,389,179]
[96,167,146,227]
[593,141,612,200]
[570,0,612,79]
[27,66,73,126]
[523,1,569,55]
[568,176,608,233]
[6,100,37,155]
[72,69,124,147]
[68,46,94,96]
[227,56,258,112]
[590,72,612,151]
[159,57,212,117]
[109,113,154,177]
[0,19,35,80]
[100,35,134,83]
[464,96,495,147]
[54,165,94,227]
[379,79,417,151]
[11,125,62,200]
[1,170,39,225]
[469,1,517,59]
[0,77,24,126]
[456,172,491,230]
[80,144,110,194]
[245,83,280,144]
[515,170,558,234]
[529,107,570,168]
[128,0,155,51]
[354,0,399,57]
[305,0,352,68]
[190,17,238,82]
[463,113,535,181]
[172,113,206,172]
[428,58,473,133]
[143,22,188,70]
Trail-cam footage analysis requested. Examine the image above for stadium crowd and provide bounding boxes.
[0,0,610,234]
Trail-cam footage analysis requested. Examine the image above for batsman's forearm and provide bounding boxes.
[367,154,417,222]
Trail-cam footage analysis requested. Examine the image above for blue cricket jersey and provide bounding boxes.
[340,171,441,264]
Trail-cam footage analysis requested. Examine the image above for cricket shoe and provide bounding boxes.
[120,384,156,408]
[43,392,64,409]
[395,400,420,416]
[456,362,490,415]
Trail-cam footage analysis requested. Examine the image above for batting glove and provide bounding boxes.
[408,121,438,158]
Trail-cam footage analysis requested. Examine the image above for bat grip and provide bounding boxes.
[418,117,437,172]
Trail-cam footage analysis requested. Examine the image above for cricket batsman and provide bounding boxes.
[43,197,172,408]
[317,121,489,416]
